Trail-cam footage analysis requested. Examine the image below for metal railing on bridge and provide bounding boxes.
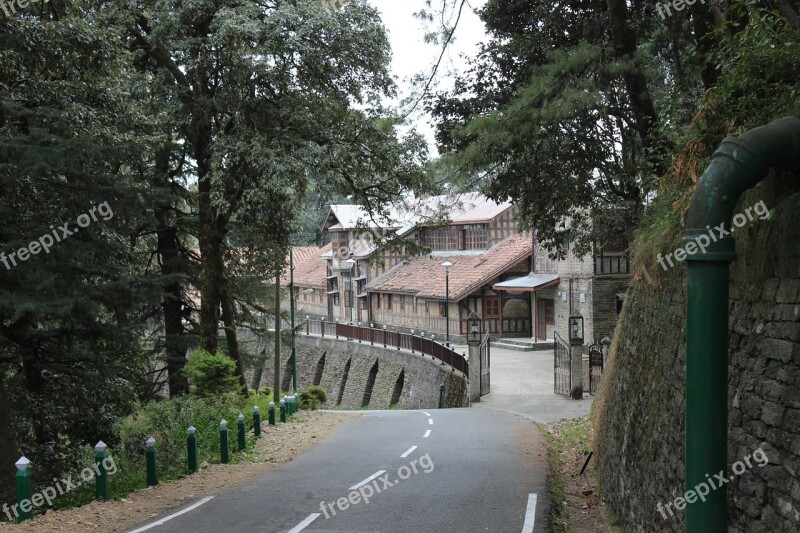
[302,318,468,376]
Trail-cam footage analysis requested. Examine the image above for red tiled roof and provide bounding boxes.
[366,236,532,301]
[280,244,331,289]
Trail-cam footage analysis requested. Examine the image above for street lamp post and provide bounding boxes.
[442,261,452,347]
[290,285,313,392]
[346,258,356,323]
[289,248,296,392]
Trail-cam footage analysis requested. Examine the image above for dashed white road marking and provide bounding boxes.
[521,493,538,533]
[423,429,431,438]
[400,445,418,458]
[349,470,387,490]
[428,418,433,425]
[127,496,214,532]
[287,513,321,533]
[422,411,431,416]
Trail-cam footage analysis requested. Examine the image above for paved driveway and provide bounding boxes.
[469,346,593,422]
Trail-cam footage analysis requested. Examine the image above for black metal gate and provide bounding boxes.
[480,333,491,395]
[588,342,604,394]
[554,331,571,396]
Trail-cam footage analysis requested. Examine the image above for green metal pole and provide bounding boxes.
[253,406,261,437]
[681,117,800,532]
[145,437,157,486]
[268,401,276,426]
[14,457,31,523]
[237,414,246,451]
[219,420,229,464]
[438,383,445,409]
[280,399,286,423]
[290,248,298,392]
[94,441,108,500]
[685,262,729,531]
[187,426,198,473]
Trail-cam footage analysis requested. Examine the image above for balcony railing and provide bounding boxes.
[302,319,468,376]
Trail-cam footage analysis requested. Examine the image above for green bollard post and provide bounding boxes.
[280,398,286,423]
[237,414,246,452]
[14,457,31,523]
[94,441,108,500]
[438,383,445,409]
[288,394,294,416]
[145,437,157,486]
[268,401,276,426]
[187,426,198,473]
[253,406,261,438]
[219,420,229,464]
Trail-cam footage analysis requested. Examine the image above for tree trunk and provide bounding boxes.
[274,273,282,403]
[0,379,19,506]
[606,0,668,173]
[690,2,721,90]
[772,0,800,28]
[220,279,248,393]
[155,149,189,397]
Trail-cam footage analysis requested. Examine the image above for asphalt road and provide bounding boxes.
[124,408,549,533]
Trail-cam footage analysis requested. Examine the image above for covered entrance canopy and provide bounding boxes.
[493,274,560,341]
[492,273,560,293]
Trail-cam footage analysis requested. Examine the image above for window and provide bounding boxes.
[344,290,352,308]
[484,297,500,318]
[544,299,555,325]
[439,302,447,317]
[387,294,393,310]
[400,296,405,311]
[375,293,381,309]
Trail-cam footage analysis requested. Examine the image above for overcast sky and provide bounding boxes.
[368,0,488,155]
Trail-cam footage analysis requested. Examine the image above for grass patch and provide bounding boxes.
[538,417,593,533]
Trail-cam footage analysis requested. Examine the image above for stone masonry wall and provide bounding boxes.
[248,334,468,410]
[594,190,800,531]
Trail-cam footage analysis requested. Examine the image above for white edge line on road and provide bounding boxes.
[349,469,387,490]
[423,429,431,438]
[287,513,321,533]
[521,493,538,533]
[428,418,433,425]
[400,445,418,458]
[126,496,214,533]
[422,411,431,416]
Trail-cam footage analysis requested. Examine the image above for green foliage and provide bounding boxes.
[298,385,329,410]
[184,350,242,397]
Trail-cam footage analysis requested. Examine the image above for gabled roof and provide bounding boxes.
[320,193,513,233]
[280,243,331,289]
[366,235,532,301]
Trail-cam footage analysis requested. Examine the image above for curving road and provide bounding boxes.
[124,408,550,533]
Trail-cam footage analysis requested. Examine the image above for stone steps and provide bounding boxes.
[490,340,554,352]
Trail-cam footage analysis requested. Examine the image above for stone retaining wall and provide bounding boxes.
[249,335,468,410]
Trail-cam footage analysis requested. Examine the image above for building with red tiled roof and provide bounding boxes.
[281,243,331,318]
[294,192,631,344]
[365,235,534,337]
